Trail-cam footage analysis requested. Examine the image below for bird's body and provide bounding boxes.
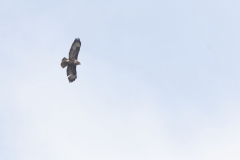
[61,38,81,83]
[62,58,79,65]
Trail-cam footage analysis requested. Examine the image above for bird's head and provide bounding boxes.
[75,60,81,65]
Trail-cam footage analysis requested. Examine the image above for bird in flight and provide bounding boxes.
[61,38,81,83]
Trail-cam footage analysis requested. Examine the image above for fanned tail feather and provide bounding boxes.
[61,57,68,68]
[62,57,68,61]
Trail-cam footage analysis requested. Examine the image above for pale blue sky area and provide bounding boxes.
[1,0,240,159]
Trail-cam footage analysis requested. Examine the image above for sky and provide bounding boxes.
[1,0,240,159]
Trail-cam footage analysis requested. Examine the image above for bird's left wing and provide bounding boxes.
[69,38,81,60]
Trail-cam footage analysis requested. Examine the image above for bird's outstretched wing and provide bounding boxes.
[67,65,77,83]
[69,38,81,60]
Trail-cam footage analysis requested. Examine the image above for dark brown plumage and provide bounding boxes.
[61,38,81,83]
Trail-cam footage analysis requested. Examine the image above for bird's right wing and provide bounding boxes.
[67,65,77,83]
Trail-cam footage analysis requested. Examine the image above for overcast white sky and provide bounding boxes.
[1,0,240,159]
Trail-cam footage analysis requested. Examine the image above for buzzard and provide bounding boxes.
[61,38,81,83]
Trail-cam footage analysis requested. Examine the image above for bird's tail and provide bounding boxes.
[61,57,68,68]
